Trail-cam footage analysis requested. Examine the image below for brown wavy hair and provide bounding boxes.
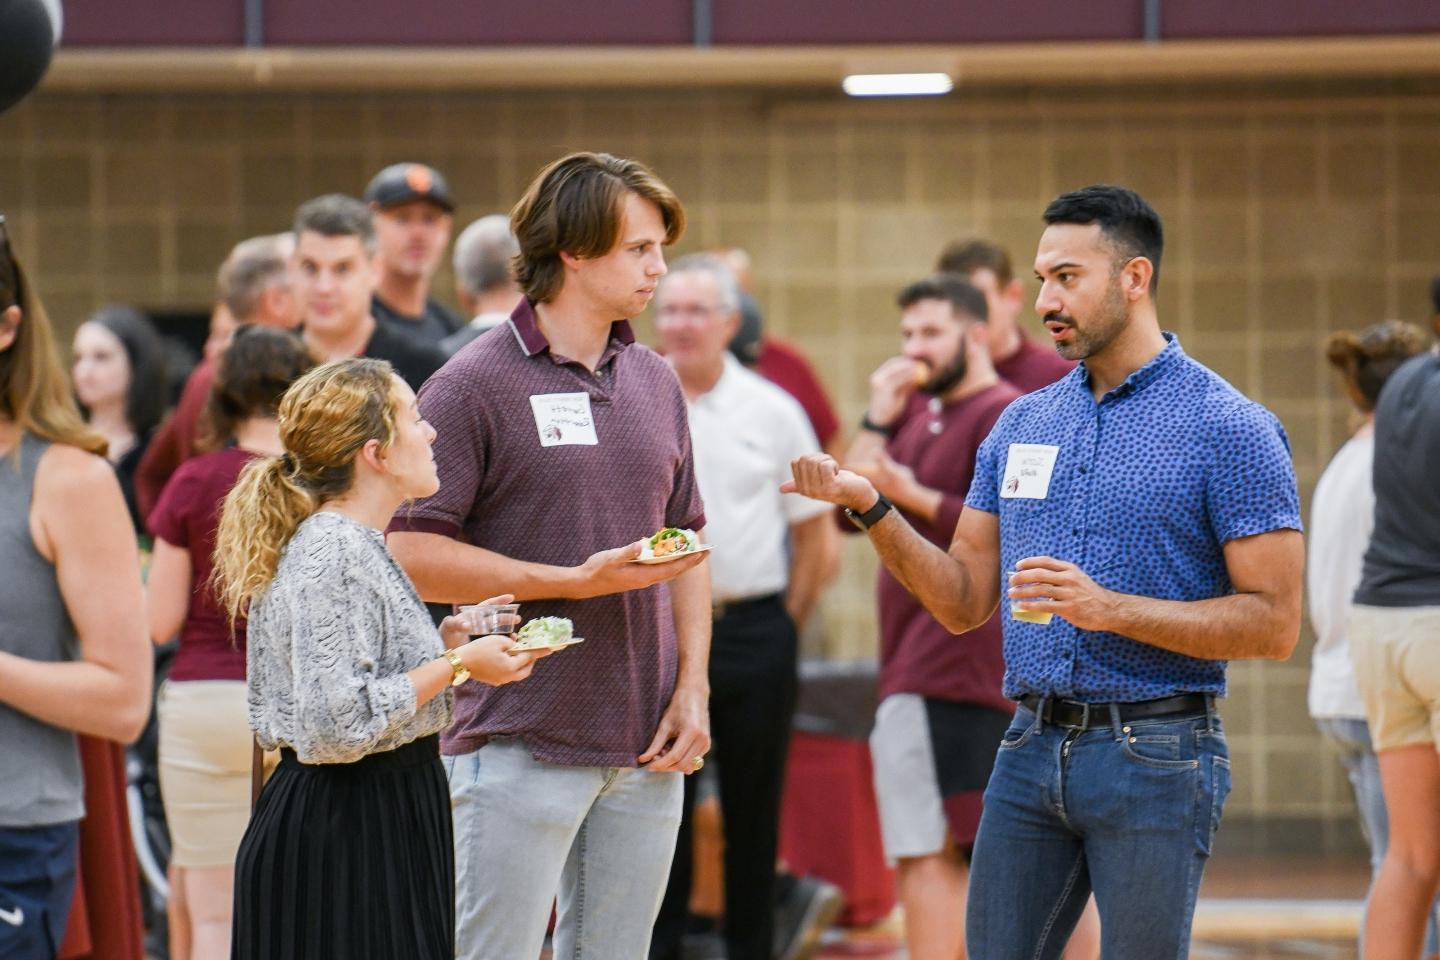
[197,325,313,452]
[511,152,685,303]
[211,358,399,624]
[0,238,107,457]
[1325,320,1430,412]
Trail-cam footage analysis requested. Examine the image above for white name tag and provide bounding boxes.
[1000,443,1060,499]
[530,392,599,447]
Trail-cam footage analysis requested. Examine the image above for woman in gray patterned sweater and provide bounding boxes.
[212,358,549,959]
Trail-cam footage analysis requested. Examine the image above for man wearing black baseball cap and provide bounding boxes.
[364,162,466,347]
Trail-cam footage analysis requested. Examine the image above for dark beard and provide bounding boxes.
[1047,278,1129,361]
[922,348,968,396]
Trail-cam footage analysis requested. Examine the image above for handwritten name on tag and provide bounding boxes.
[530,392,599,447]
[1000,443,1060,500]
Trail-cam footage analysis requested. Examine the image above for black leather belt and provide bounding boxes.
[712,592,784,621]
[1019,692,1211,730]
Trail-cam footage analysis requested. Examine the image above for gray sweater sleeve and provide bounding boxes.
[249,515,446,765]
[277,551,419,764]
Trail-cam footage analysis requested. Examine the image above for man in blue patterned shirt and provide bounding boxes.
[785,185,1304,958]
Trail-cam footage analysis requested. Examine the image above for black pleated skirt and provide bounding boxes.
[231,734,453,960]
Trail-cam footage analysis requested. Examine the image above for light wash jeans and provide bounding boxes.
[443,736,683,960]
[1315,715,1440,956]
[967,700,1231,959]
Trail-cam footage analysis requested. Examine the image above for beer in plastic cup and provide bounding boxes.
[1011,604,1054,625]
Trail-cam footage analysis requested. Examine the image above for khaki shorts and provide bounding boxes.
[157,680,254,868]
[1350,604,1440,753]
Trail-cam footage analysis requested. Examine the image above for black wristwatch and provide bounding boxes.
[844,493,894,531]
[859,413,894,437]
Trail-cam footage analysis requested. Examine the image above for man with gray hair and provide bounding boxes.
[134,232,300,517]
[290,193,445,391]
[440,214,521,355]
[649,254,837,960]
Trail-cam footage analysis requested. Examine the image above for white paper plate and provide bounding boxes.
[506,638,585,655]
[627,544,715,565]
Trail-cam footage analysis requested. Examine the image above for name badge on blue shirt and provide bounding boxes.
[1001,443,1060,499]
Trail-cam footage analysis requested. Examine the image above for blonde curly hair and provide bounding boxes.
[211,358,400,625]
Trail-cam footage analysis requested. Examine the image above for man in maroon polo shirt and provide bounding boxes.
[388,152,711,960]
[843,274,1020,960]
[844,273,1100,960]
[938,237,1076,393]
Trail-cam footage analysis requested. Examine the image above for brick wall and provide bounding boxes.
[5,80,1436,846]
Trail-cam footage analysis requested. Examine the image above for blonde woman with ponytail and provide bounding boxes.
[214,358,548,960]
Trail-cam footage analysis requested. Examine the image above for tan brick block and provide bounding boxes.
[103,147,166,209]
[101,220,163,278]
[33,213,94,278]
[30,152,90,210]
[173,151,236,211]
[988,136,1046,204]
[1189,135,1249,199]
[1256,141,1318,199]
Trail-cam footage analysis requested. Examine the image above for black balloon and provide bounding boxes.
[0,0,58,116]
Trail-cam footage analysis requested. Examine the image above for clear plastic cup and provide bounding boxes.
[459,602,521,636]
[1011,604,1054,625]
[1007,569,1053,624]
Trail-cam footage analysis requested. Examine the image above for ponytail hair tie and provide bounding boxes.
[280,452,297,474]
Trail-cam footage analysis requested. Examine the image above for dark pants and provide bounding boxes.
[0,821,79,960]
[651,595,799,960]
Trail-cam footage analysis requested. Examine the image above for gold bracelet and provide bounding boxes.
[444,648,471,687]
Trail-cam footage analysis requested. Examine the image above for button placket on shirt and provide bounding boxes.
[1056,405,1101,687]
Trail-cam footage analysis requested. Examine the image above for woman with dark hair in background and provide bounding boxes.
[72,305,168,534]
[145,326,312,960]
[0,217,151,959]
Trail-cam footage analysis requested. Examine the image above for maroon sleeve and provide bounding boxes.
[135,361,215,520]
[147,460,199,549]
[936,389,1018,536]
[135,421,181,523]
[170,361,214,462]
[392,367,483,539]
[934,492,967,543]
[664,378,706,532]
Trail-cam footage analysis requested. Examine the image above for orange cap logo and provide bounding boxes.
[405,165,434,194]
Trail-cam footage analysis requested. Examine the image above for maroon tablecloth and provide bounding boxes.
[778,731,896,926]
[59,737,145,960]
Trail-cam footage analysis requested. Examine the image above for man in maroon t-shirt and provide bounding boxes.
[842,275,1020,960]
[938,237,1076,393]
[388,152,712,960]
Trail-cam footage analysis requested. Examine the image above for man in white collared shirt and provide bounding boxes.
[440,214,522,355]
[649,254,838,960]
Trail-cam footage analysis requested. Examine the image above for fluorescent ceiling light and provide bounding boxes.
[842,72,953,97]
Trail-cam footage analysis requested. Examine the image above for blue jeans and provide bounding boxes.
[445,736,683,960]
[1315,715,1440,955]
[967,701,1231,959]
[0,822,79,960]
